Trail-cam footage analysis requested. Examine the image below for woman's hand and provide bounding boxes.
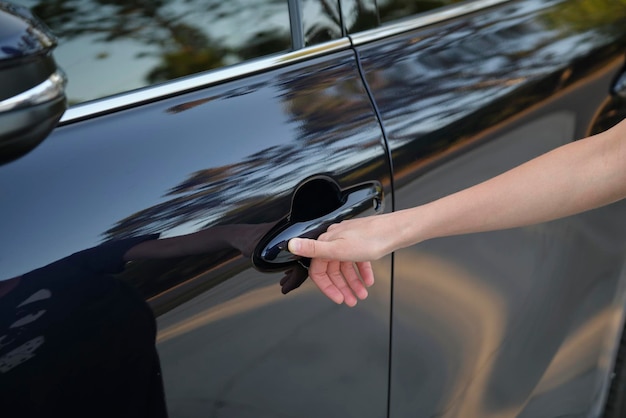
[288,214,397,306]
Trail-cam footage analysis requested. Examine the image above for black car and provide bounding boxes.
[2,0,626,417]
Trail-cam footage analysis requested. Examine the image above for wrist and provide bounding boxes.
[388,207,428,251]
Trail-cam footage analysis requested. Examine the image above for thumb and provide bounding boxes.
[288,237,331,258]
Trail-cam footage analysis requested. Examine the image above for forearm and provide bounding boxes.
[395,119,626,248]
[287,119,626,306]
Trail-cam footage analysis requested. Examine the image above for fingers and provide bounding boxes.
[307,258,373,307]
[288,237,320,258]
[308,258,345,305]
[287,222,377,307]
[356,262,375,287]
[341,262,368,301]
[327,261,358,307]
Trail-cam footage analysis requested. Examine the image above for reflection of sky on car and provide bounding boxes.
[14,0,292,104]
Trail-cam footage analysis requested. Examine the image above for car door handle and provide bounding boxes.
[252,179,384,271]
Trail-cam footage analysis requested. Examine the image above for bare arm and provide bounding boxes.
[288,118,626,306]
[399,118,626,245]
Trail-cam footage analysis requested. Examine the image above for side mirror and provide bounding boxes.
[0,2,66,165]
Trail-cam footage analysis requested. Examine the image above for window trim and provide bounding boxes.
[288,0,305,50]
[60,0,510,125]
[60,39,351,125]
[350,0,511,46]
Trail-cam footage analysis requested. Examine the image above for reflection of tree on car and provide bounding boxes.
[22,0,291,100]
[101,68,387,242]
[357,0,626,193]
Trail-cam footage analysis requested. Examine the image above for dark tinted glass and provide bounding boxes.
[378,0,467,23]
[13,0,292,105]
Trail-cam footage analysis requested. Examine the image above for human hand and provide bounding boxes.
[287,215,394,307]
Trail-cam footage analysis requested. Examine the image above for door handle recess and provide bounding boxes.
[252,179,384,271]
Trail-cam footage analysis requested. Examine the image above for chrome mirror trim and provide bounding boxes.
[0,70,66,113]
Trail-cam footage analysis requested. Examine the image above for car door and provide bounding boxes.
[343,0,626,416]
[1,1,393,417]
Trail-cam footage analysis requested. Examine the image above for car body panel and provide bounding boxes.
[3,0,626,417]
[0,44,393,417]
[354,0,626,416]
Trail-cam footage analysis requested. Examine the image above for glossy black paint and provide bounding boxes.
[0,2,55,62]
[356,0,626,416]
[2,0,626,417]
[0,44,393,416]
[0,3,65,166]
[0,1,57,100]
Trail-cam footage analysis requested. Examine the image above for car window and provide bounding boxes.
[12,0,292,105]
[378,0,468,23]
[339,0,380,34]
[302,0,343,45]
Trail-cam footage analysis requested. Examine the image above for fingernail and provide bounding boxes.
[288,239,300,253]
